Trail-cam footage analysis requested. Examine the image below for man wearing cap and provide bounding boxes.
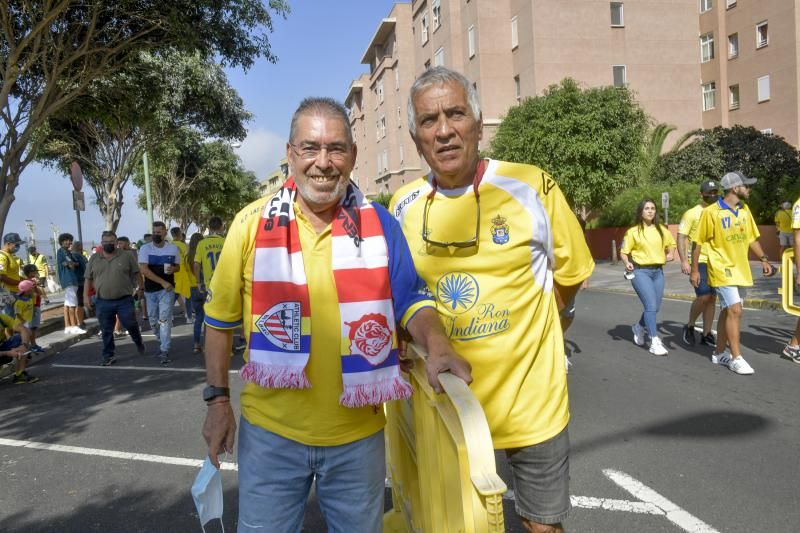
[691,171,775,375]
[775,200,794,255]
[0,233,24,316]
[27,246,49,288]
[677,180,719,347]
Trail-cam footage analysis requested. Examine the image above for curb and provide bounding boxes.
[588,287,783,312]
[0,319,100,381]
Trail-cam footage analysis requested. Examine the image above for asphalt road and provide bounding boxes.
[1,290,798,532]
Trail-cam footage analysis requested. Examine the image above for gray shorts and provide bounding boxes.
[505,426,571,524]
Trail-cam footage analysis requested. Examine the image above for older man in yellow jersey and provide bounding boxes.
[780,196,800,363]
[691,171,775,375]
[677,180,719,347]
[201,97,471,532]
[391,67,594,533]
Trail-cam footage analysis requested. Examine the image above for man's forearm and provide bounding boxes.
[677,235,688,263]
[405,307,451,358]
[83,280,93,303]
[554,281,582,313]
[205,327,234,387]
[749,241,768,259]
[138,264,164,285]
[691,242,701,273]
[193,263,202,286]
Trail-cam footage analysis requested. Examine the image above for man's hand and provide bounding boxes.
[681,261,691,275]
[690,270,700,288]
[665,250,675,262]
[9,345,26,358]
[202,401,236,469]
[161,281,174,292]
[425,351,473,394]
[762,261,776,277]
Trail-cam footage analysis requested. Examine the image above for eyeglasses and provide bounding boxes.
[289,142,350,162]
[421,160,487,248]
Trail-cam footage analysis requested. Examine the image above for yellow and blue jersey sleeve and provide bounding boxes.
[793,198,800,230]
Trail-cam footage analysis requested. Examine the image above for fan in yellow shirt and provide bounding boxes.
[779,196,800,363]
[619,199,676,356]
[775,201,794,254]
[169,227,193,322]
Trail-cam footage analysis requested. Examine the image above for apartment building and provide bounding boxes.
[260,157,288,196]
[346,1,705,196]
[699,0,799,144]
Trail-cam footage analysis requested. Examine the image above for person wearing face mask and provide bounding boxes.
[677,180,720,347]
[0,233,24,316]
[691,171,775,375]
[84,230,146,366]
[138,221,180,365]
[620,199,677,356]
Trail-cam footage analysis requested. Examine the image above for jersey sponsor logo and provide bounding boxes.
[436,272,479,315]
[793,203,800,224]
[394,190,420,218]
[490,214,510,245]
[256,301,301,351]
[541,172,556,196]
[205,288,213,303]
[345,313,393,365]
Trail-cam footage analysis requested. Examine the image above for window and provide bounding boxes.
[383,150,389,172]
[377,79,384,103]
[421,14,429,44]
[514,75,521,103]
[700,33,714,62]
[399,144,404,164]
[700,0,712,13]
[511,16,519,49]
[761,128,773,135]
[395,69,400,90]
[468,25,476,58]
[729,84,740,109]
[432,0,441,30]
[728,33,739,58]
[397,106,402,126]
[613,65,626,88]
[380,115,387,138]
[611,2,624,27]
[434,47,444,67]
[756,21,768,48]
[376,120,380,140]
[726,0,736,8]
[757,75,770,102]
[702,82,716,111]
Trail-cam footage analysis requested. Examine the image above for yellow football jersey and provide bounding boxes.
[678,205,708,264]
[620,224,676,266]
[694,199,760,287]
[391,160,595,449]
[195,234,225,285]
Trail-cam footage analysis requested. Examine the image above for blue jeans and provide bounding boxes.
[95,296,144,361]
[143,289,173,353]
[237,418,385,533]
[630,266,664,338]
[190,287,205,344]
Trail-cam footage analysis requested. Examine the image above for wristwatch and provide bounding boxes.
[760,255,769,262]
[203,385,230,402]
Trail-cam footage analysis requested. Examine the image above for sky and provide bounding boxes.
[6,1,400,248]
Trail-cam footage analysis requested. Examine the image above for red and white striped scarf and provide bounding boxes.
[240,178,412,407]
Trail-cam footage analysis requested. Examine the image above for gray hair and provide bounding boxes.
[289,97,353,145]
[407,66,481,136]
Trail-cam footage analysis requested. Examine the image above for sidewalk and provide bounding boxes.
[589,260,782,310]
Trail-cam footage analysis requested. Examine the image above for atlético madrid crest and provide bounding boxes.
[491,214,509,245]
[256,302,301,351]
[345,313,393,365]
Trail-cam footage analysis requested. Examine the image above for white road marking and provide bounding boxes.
[0,437,238,471]
[51,363,239,374]
[604,469,720,533]
[505,490,663,515]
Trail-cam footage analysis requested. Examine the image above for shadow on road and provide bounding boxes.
[572,409,771,456]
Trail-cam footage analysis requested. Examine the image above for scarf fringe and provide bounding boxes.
[339,376,413,408]
[240,361,311,389]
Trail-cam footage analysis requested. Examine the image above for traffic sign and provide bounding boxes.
[661,192,670,209]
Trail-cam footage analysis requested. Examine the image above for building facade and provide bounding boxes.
[346,0,708,197]
[699,0,799,144]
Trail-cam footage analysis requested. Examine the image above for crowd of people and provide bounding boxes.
[2,64,799,532]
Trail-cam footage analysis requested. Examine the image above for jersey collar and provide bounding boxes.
[717,197,743,216]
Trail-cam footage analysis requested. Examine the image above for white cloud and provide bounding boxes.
[236,128,286,179]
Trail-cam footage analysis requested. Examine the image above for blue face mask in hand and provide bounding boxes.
[191,457,225,532]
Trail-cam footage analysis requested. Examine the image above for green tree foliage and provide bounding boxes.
[490,78,649,217]
[651,126,800,222]
[372,193,392,209]
[597,182,702,228]
[35,52,250,231]
[133,135,260,230]
[0,0,289,234]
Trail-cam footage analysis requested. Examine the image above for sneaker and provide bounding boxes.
[186,316,194,324]
[31,345,45,353]
[649,337,668,356]
[100,356,117,366]
[781,344,800,364]
[72,326,87,334]
[135,343,146,356]
[711,349,728,365]
[159,355,172,366]
[193,344,202,354]
[700,333,717,347]
[113,330,128,337]
[632,323,646,346]
[12,371,39,384]
[565,354,572,374]
[682,325,696,346]
[727,356,755,375]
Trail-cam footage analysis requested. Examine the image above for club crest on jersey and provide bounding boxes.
[490,214,510,245]
[345,313,393,365]
[256,302,301,351]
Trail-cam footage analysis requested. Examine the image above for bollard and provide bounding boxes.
[611,239,618,264]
